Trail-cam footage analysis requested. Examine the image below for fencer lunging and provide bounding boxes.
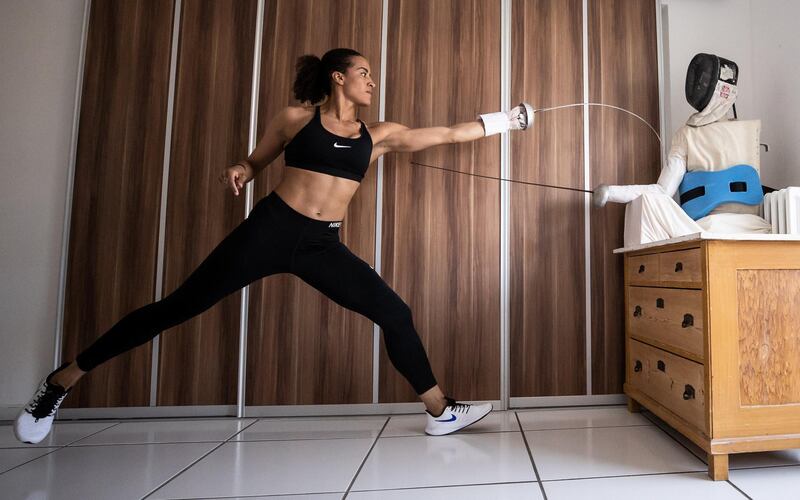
[15,48,534,444]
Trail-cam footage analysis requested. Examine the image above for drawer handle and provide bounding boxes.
[638,264,646,274]
[657,360,666,372]
[633,305,642,317]
[656,298,665,308]
[675,261,684,272]
[634,360,642,372]
[682,314,694,328]
[683,384,696,400]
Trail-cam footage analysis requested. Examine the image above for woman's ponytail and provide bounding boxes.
[292,54,325,104]
[292,48,363,104]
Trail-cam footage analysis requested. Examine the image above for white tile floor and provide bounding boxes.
[0,405,797,499]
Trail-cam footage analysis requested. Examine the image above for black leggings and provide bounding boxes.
[75,191,438,395]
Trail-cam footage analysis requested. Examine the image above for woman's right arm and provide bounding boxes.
[219,107,293,196]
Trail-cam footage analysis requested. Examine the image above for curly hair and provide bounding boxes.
[292,48,362,104]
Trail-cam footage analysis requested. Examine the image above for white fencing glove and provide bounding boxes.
[592,155,686,207]
[593,137,688,208]
[592,184,667,207]
[479,102,534,136]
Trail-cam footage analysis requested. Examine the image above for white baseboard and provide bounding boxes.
[0,406,22,421]
[510,394,627,408]
[1,396,626,423]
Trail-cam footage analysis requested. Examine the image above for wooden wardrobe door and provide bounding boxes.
[245,0,382,405]
[589,0,661,394]
[379,0,501,403]
[62,0,175,408]
[156,0,258,405]
[510,0,586,397]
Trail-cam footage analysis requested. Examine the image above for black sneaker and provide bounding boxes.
[14,362,71,444]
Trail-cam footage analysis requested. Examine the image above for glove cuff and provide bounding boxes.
[479,111,509,136]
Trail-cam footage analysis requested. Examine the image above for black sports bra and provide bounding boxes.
[283,106,373,182]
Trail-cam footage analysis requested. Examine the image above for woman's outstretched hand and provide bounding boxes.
[218,162,252,196]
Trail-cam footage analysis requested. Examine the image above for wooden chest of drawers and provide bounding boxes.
[621,238,800,480]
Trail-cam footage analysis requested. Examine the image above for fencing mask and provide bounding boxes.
[685,53,738,127]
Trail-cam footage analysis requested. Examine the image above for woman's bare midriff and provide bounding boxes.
[273,166,361,221]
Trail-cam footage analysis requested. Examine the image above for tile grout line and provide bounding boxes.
[515,411,548,500]
[510,422,654,433]
[164,491,345,500]
[140,418,262,499]
[639,411,708,465]
[519,411,791,496]
[348,479,541,495]
[541,469,725,483]
[379,429,516,439]
[210,416,263,442]
[0,421,123,451]
[60,433,391,447]
[63,418,263,448]
[0,421,125,476]
[61,420,125,447]
[9,416,507,448]
[639,412,762,500]
[64,441,236,448]
[379,421,654,440]
[231,431,407,442]
[139,445,236,500]
[56,416,257,424]
[0,447,61,477]
[726,479,755,500]
[725,463,800,472]
[342,416,390,498]
[642,412,758,492]
[45,420,658,447]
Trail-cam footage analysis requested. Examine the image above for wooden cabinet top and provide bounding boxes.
[614,232,800,255]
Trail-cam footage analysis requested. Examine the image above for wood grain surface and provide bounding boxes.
[245,0,382,405]
[62,0,175,408]
[378,0,501,402]
[156,0,258,406]
[589,0,661,395]
[510,0,586,397]
[737,269,800,406]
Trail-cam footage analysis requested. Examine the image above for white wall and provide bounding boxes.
[750,0,800,188]
[662,0,800,187]
[0,0,87,410]
[662,0,754,139]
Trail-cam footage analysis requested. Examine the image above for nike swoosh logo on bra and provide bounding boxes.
[435,415,457,422]
[333,142,352,148]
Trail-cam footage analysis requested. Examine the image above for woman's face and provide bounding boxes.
[334,56,375,107]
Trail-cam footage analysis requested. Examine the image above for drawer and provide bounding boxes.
[659,248,702,285]
[628,254,660,284]
[628,287,705,360]
[628,339,707,433]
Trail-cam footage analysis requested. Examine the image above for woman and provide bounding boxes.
[16,48,532,443]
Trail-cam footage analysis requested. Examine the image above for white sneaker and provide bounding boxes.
[425,397,493,436]
[14,363,71,444]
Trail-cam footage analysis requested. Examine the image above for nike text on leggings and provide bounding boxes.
[75,191,438,395]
